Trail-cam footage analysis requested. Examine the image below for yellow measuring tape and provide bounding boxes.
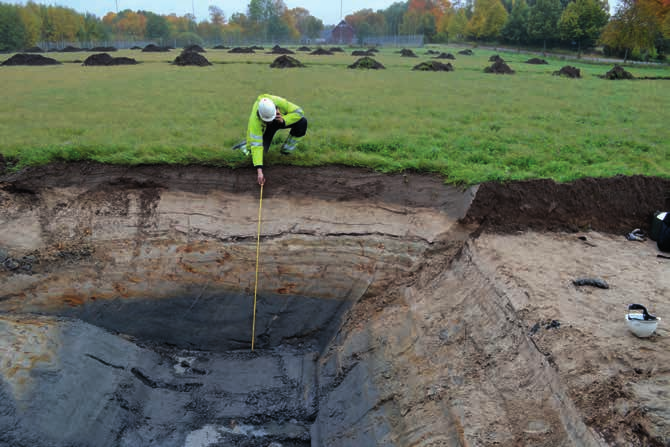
[251,183,263,351]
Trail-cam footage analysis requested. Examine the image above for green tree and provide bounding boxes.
[558,0,609,54]
[0,4,27,51]
[600,0,662,60]
[383,1,409,35]
[144,11,169,41]
[527,0,562,50]
[448,7,469,40]
[501,0,530,46]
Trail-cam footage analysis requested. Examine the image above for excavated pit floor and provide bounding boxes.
[0,164,669,447]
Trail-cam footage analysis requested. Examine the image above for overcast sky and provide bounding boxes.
[24,1,401,25]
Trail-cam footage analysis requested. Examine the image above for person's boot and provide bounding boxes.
[232,140,249,156]
[281,136,299,155]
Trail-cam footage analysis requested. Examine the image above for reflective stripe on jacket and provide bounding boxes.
[246,94,304,167]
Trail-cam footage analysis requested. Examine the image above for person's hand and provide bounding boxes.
[257,168,265,186]
[275,109,284,125]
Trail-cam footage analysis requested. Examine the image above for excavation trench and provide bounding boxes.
[0,164,669,447]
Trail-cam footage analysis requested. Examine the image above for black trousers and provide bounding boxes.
[263,117,308,152]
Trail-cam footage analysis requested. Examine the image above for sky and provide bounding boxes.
[23,1,401,25]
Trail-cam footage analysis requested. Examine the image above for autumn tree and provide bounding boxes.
[600,0,665,59]
[466,0,508,39]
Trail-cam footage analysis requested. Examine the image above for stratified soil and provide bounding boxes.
[1,53,61,66]
[412,60,454,71]
[485,59,515,74]
[554,65,581,78]
[270,55,304,68]
[462,176,670,234]
[348,56,385,69]
[173,51,212,66]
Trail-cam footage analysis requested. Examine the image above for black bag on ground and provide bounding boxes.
[657,213,670,252]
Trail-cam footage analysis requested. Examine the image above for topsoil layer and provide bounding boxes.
[462,175,670,234]
[2,162,667,236]
[1,53,61,66]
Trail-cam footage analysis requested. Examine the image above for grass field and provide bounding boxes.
[0,46,668,184]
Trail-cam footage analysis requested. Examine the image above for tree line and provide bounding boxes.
[0,0,668,60]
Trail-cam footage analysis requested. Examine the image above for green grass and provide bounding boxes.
[0,46,668,184]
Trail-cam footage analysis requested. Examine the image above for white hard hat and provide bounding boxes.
[258,97,276,122]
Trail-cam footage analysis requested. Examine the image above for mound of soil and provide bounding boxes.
[90,46,117,52]
[173,51,212,66]
[367,48,379,53]
[1,53,61,66]
[484,59,515,74]
[458,49,474,55]
[602,65,634,80]
[412,61,454,72]
[351,50,373,56]
[329,47,344,52]
[426,49,440,55]
[348,57,385,70]
[434,52,455,60]
[183,44,205,53]
[250,45,264,50]
[229,47,254,54]
[526,57,548,64]
[61,46,82,52]
[310,48,333,55]
[297,46,311,51]
[553,65,581,78]
[268,46,295,55]
[130,46,142,50]
[270,55,304,68]
[489,54,504,62]
[23,46,43,53]
[212,45,229,50]
[142,44,170,52]
[83,53,138,66]
[400,48,418,57]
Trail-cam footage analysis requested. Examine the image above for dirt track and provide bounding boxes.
[0,163,668,446]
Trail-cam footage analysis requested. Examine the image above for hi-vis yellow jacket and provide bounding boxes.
[246,94,304,167]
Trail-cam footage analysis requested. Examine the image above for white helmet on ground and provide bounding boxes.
[258,97,276,122]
